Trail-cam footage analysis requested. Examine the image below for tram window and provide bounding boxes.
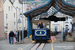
[32,23,38,29]
[32,22,50,29]
[46,25,49,29]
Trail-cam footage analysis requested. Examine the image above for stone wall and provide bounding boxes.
[0,0,6,39]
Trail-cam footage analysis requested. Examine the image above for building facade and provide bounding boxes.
[3,0,27,35]
[3,0,73,36]
[0,0,6,39]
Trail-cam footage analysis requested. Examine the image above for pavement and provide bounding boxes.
[0,36,75,50]
[0,37,33,50]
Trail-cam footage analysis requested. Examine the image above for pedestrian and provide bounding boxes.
[38,22,44,29]
[14,32,16,37]
[9,31,14,44]
[65,29,68,36]
[14,36,17,44]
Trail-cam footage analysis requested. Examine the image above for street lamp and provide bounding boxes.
[9,0,15,5]
[19,0,26,42]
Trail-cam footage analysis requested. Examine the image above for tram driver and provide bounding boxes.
[38,22,44,29]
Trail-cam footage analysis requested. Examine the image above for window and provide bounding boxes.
[18,8,20,18]
[19,8,20,12]
[6,23,8,27]
[14,22,16,28]
[6,14,8,19]
[3,0,6,3]
[11,6,13,11]
[8,6,10,11]
[14,13,16,18]
[53,25,59,32]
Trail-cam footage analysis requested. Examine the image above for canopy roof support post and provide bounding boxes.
[27,15,32,38]
[56,0,57,10]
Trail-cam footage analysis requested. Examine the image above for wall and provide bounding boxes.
[0,0,6,39]
[3,0,28,34]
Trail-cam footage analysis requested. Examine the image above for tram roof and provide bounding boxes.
[24,0,75,18]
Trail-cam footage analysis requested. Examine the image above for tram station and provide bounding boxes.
[0,0,75,50]
[24,0,74,41]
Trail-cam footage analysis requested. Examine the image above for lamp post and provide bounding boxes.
[19,0,26,42]
[17,18,22,43]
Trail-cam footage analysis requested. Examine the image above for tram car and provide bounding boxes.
[32,20,50,41]
[32,29,50,41]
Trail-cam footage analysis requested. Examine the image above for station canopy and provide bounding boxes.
[24,0,75,20]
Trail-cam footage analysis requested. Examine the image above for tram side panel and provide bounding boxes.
[32,29,50,41]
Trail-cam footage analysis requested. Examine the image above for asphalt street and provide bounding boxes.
[0,38,75,50]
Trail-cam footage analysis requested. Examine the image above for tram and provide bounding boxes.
[32,20,51,41]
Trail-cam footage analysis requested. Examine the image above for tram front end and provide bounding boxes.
[32,29,50,41]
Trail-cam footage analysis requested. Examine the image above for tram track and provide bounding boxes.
[30,43,46,50]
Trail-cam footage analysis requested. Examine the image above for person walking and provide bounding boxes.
[9,31,14,44]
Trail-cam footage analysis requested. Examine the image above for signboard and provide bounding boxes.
[17,19,22,23]
[4,26,8,29]
[35,29,47,36]
[51,36,56,42]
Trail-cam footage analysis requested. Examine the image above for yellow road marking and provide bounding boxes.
[51,36,57,50]
[31,40,36,43]
[18,48,20,50]
[17,43,33,50]
[18,47,23,50]
[23,43,32,49]
[18,47,20,50]
[51,42,53,50]
[20,48,23,50]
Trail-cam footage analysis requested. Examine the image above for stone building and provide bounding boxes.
[0,0,6,39]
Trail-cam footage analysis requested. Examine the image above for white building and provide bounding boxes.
[51,12,73,32]
[3,0,27,34]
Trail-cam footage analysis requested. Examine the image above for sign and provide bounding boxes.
[51,36,56,42]
[19,24,21,26]
[35,29,46,36]
[4,27,8,29]
[17,19,22,23]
